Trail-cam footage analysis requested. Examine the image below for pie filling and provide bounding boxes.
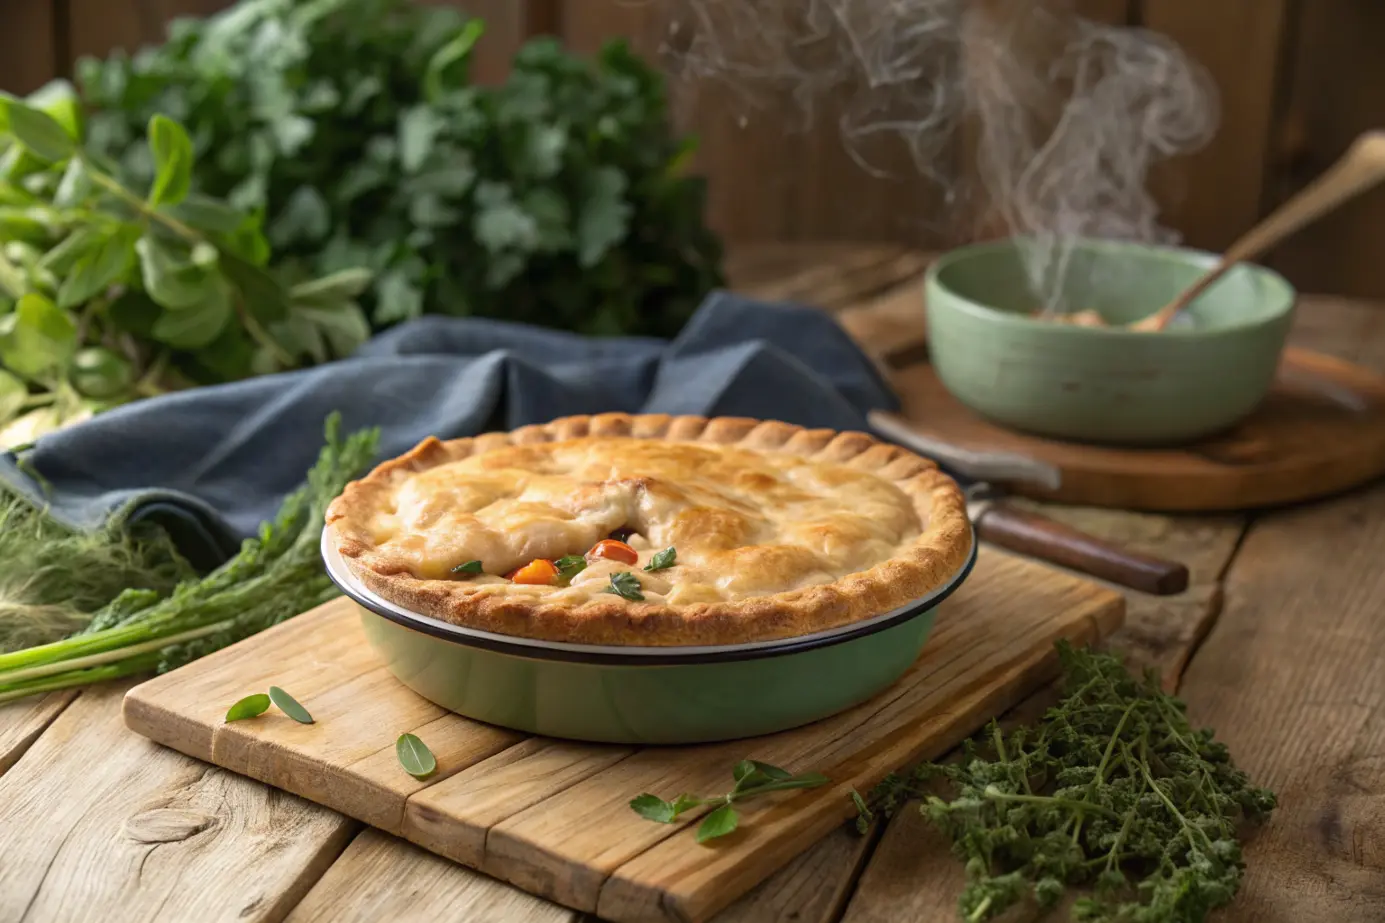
[349,437,926,607]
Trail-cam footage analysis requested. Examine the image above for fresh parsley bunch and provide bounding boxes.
[0,82,370,446]
[78,0,724,338]
[858,643,1276,923]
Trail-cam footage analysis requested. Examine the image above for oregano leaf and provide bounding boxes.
[606,571,644,602]
[629,794,676,824]
[148,114,194,207]
[225,693,271,722]
[268,686,314,724]
[644,546,676,571]
[554,554,586,584]
[0,94,77,162]
[396,732,437,780]
[695,803,739,844]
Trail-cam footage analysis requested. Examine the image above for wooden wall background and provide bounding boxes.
[1,0,1381,299]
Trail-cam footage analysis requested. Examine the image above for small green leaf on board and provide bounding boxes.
[396,732,437,779]
[696,803,739,844]
[629,793,676,823]
[268,685,314,724]
[225,693,271,722]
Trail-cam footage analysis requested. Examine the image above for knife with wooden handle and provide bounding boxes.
[868,410,1189,596]
[967,495,1188,595]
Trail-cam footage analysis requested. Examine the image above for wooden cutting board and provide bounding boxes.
[839,281,1385,511]
[123,549,1122,923]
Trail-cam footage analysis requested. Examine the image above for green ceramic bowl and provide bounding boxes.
[926,237,1297,445]
[321,531,976,745]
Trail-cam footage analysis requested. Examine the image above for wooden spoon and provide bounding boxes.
[1069,129,1385,331]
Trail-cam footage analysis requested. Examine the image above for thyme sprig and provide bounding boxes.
[857,643,1276,923]
[632,759,829,843]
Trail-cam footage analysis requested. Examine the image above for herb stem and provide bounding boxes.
[84,161,201,242]
[0,651,162,704]
[0,618,233,685]
[1134,741,1218,854]
[727,776,830,802]
[19,393,56,409]
[982,786,1122,821]
[233,295,296,368]
[967,896,992,923]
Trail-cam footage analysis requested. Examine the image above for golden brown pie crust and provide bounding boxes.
[326,414,972,647]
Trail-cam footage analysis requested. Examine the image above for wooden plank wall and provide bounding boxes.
[1,0,1382,298]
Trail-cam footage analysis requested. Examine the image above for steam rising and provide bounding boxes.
[647,0,1219,311]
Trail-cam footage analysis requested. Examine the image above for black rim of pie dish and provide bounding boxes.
[320,528,978,666]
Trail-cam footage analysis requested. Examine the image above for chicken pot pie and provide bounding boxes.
[326,414,973,647]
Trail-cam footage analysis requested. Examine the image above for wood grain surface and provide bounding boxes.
[122,549,1122,923]
[0,691,75,775]
[0,682,355,923]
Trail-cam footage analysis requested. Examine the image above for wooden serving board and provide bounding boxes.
[838,281,1385,511]
[123,549,1122,923]
[889,348,1385,511]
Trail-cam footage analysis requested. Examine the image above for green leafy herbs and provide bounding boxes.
[0,84,372,447]
[554,554,587,584]
[451,559,483,575]
[78,0,723,339]
[644,546,676,571]
[0,494,195,653]
[396,732,437,780]
[855,643,1277,923]
[0,413,379,705]
[606,571,644,602]
[631,759,830,844]
[268,685,314,724]
[225,692,271,722]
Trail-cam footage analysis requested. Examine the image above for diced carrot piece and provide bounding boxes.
[588,539,639,566]
[507,559,560,585]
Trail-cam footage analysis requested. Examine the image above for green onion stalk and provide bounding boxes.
[0,413,378,703]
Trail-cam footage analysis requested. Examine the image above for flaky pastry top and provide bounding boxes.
[326,414,972,646]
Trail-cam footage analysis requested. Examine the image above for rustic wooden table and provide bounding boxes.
[1,245,1381,923]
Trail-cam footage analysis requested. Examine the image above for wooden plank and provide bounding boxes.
[1263,1,1385,299]
[0,0,57,94]
[711,826,874,923]
[1074,0,1133,22]
[430,0,554,85]
[1141,0,1291,250]
[0,681,355,923]
[124,599,524,834]
[66,1,230,63]
[1174,479,1385,920]
[0,691,77,775]
[286,828,578,923]
[122,549,1121,923]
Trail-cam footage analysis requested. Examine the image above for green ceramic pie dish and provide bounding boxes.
[321,530,977,745]
[926,237,1298,445]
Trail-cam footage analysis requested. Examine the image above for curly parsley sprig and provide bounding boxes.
[856,642,1276,923]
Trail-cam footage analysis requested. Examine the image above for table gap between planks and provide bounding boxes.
[3,243,1384,923]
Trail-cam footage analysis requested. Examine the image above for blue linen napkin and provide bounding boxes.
[0,291,898,569]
